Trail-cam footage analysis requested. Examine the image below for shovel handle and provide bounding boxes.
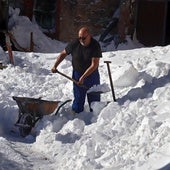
[56,70,78,84]
[56,70,88,89]
[55,70,106,95]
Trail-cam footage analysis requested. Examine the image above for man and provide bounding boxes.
[51,26,102,113]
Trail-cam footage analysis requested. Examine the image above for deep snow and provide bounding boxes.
[0,7,170,170]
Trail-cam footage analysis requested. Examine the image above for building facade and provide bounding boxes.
[8,0,120,42]
[2,0,169,46]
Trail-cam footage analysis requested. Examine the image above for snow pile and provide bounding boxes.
[8,7,65,53]
[1,43,170,170]
[113,62,139,87]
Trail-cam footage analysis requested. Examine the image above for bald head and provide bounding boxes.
[78,27,90,35]
[78,26,91,46]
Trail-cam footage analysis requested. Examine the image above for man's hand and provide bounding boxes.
[78,76,85,85]
[51,67,57,73]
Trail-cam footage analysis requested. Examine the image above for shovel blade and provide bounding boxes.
[87,91,109,95]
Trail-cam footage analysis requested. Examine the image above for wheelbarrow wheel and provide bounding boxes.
[19,114,33,137]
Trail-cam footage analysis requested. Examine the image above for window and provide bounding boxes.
[33,0,57,30]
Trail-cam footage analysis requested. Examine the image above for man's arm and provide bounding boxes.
[51,49,67,73]
[78,57,100,84]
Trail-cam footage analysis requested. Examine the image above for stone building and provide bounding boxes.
[1,0,170,47]
[8,0,120,42]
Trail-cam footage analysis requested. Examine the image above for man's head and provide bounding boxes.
[78,27,91,46]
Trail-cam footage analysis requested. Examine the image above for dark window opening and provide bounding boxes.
[33,0,57,30]
[136,1,165,46]
[0,0,9,31]
[165,2,170,45]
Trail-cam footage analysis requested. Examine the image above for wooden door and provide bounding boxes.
[136,0,166,46]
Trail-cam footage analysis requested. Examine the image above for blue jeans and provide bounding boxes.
[72,70,100,113]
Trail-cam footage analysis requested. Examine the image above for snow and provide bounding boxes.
[0,7,170,170]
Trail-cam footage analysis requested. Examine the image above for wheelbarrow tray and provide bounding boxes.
[12,96,71,137]
[13,96,60,117]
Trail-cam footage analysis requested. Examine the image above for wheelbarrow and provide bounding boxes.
[12,96,71,137]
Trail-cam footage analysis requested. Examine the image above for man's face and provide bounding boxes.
[78,30,91,46]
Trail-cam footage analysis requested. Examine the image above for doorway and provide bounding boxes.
[165,2,170,45]
[0,0,9,31]
[136,0,166,46]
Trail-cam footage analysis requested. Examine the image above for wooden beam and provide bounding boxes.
[5,32,14,65]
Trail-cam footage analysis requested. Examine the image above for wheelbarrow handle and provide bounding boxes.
[55,99,72,115]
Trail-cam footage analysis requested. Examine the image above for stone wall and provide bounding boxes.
[59,0,120,42]
[8,0,121,42]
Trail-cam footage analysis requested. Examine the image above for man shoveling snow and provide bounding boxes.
[51,26,102,113]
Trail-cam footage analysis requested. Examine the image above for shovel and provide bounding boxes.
[55,70,107,95]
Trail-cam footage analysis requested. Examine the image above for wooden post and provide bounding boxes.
[5,32,14,65]
[30,32,34,51]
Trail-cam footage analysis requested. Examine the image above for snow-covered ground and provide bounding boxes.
[0,7,170,170]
